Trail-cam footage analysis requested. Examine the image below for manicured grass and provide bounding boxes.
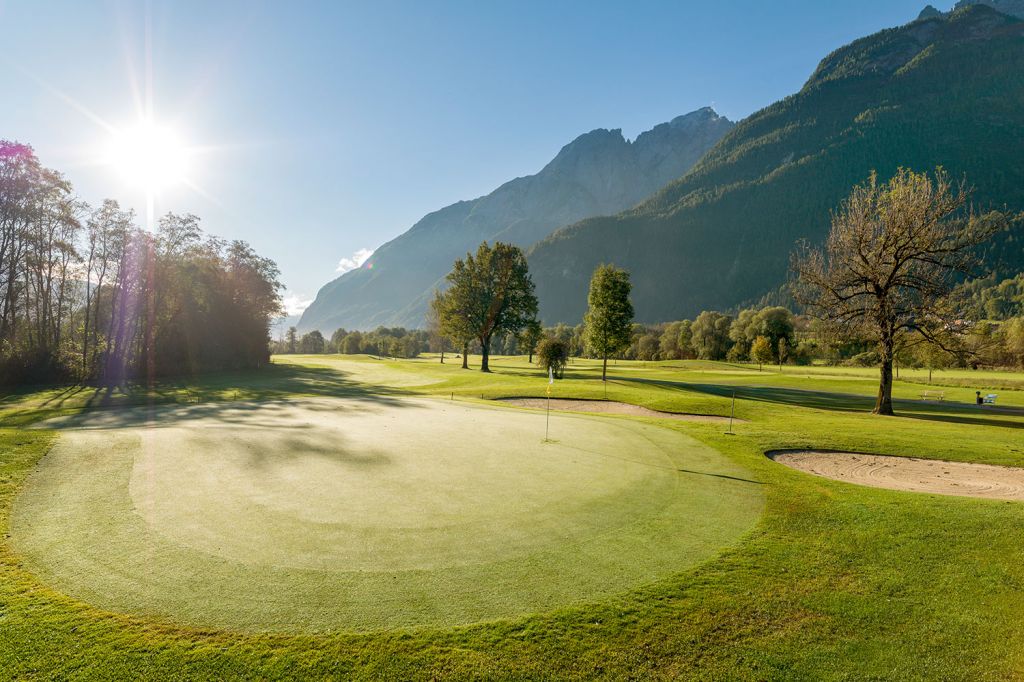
[1,354,1023,679]
[12,397,761,632]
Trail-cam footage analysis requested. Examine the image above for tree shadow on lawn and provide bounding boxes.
[620,376,1024,430]
[5,363,413,429]
[182,428,397,470]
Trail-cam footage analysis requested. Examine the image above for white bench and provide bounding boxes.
[983,394,998,405]
[920,390,944,401]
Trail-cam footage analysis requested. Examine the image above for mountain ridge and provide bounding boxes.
[526,4,1024,323]
[298,107,733,332]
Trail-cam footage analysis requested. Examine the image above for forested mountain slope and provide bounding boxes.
[528,5,1024,323]
[298,108,732,332]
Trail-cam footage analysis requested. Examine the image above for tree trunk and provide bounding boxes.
[480,337,491,372]
[874,347,895,416]
[440,349,444,364]
[602,354,608,381]
[461,343,469,369]
[528,349,533,364]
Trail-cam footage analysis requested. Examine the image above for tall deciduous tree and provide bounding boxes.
[426,289,448,363]
[517,318,542,364]
[750,335,773,371]
[690,311,733,360]
[793,168,1011,415]
[440,242,537,372]
[300,330,325,354]
[583,264,634,381]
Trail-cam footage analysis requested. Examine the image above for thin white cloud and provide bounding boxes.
[336,247,374,273]
[282,293,313,316]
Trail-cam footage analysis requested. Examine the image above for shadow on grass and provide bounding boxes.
[2,363,413,428]
[676,468,765,485]
[619,377,1024,430]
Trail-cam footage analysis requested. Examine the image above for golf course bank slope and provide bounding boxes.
[496,397,741,423]
[11,396,763,633]
[769,450,1024,501]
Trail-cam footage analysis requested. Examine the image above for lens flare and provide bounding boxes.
[105,122,188,192]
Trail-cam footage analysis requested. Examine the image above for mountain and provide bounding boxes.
[527,4,1024,324]
[298,108,733,332]
[918,5,944,19]
[955,0,1024,19]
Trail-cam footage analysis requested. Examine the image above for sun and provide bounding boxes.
[104,121,189,193]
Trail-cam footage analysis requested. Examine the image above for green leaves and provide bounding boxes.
[437,242,538,370]
[583,264,634,359]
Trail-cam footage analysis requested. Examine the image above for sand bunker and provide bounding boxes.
[769,450,1024,501]
[497,398,737,423]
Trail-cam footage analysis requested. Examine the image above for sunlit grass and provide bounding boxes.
[1,354,1023,678]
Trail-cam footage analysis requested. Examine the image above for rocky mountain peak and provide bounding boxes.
[298,109,733,332]
[808,3,1022,88]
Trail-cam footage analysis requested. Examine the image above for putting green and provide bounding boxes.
[12,397,763,633]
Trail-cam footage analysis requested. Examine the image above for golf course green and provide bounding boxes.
[11,395,761,631]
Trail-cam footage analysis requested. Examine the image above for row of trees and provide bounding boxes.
[277,168,1015,420]
[274,326,429,359]
[0,142,282,385]
[583,309,1024,372]
[422,168,1017,417]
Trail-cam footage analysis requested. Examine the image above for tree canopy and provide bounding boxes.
[792,168,1011,414]
[583,264,634,381]
[536,337,569,379]
[437,242,538,372]
[0,140,283,385]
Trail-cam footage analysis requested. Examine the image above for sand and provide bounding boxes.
[769,450,1024,501]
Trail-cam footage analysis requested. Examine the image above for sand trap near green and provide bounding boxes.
[12,397,762,633]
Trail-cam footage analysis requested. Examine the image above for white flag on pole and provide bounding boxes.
[548,366,554,384]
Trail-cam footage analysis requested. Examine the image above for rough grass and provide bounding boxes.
[1,354,1023,679]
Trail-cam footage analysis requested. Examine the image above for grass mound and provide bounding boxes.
[11,396,762,633]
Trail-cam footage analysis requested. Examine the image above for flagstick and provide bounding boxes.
[727,390,736,435]
[545,393,550,442]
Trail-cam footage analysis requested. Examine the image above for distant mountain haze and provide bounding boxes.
[297,108,733,332]
[527,4,1024,324]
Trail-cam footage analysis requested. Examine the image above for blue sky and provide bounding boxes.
[0,0,939,313]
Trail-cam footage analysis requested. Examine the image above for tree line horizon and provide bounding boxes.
[285,169,1021,416]
[4,138,1021,415]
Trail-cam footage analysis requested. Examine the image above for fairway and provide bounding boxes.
[11,395,763,633]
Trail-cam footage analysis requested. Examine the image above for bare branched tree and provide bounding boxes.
[792,168,1012,415]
